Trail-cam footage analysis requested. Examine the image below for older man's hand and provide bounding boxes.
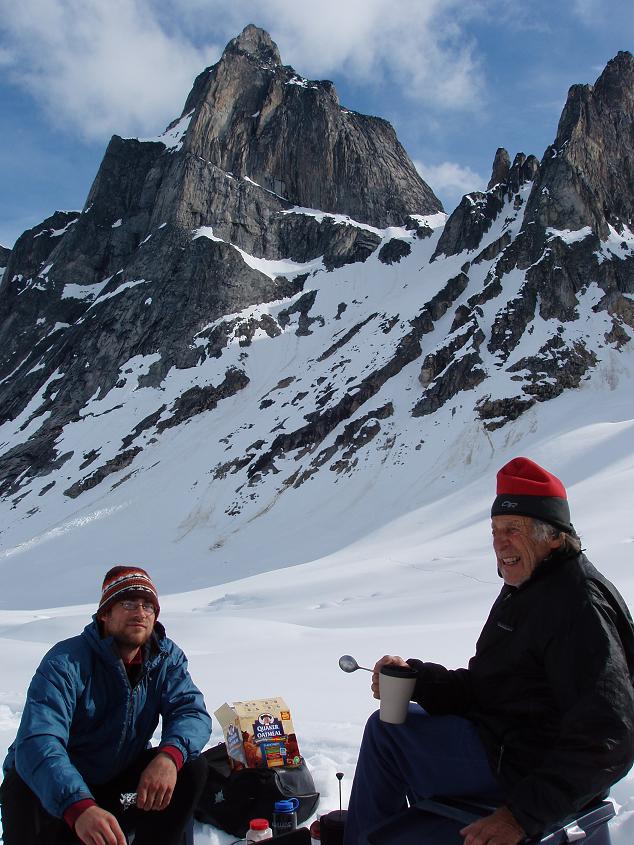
[460,806,526,845]
[136,752,178,811]
[371,655,411,699]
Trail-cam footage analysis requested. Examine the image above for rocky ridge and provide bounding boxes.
[0,34,632,558]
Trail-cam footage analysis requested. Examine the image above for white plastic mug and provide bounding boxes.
[379,664,418,724]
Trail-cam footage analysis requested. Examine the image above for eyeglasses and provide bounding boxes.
[119,600,156,615]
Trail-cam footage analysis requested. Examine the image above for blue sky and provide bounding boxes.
[1,0,633,249]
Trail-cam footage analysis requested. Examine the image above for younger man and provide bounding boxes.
[1,565,212,845]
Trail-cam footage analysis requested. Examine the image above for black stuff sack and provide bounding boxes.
[194,743,320,837]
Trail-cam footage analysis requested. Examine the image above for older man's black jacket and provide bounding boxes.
[407,551,634,837]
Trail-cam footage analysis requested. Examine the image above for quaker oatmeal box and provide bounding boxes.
[214,696,302,770]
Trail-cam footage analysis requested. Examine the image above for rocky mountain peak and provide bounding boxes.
[176,27,440,228]
[224,24,282,66]
[555,50,634,147]
[520,50,634,245]
[487,147,511,190]
[0,26,443,500]
[583,50,633,115]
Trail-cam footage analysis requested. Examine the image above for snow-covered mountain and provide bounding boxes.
[0,30,632,610]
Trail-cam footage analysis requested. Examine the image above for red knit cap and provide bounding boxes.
[98,566,160,617]
[491,457,572,532]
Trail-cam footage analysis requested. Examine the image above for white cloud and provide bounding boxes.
[0,0,488,143]
[0,0,220,140]
[415,160,486,198]
[571,0,600,24]
[243,0,485,109]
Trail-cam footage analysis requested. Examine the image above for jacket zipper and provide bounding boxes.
[114,664,135,759]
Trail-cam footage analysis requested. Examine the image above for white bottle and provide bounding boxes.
[246,818,273,842]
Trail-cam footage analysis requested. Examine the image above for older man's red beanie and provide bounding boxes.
[97,566,160,617]
[491,457,572,532]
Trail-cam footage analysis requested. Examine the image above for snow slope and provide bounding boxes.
[1,406,634,842]
[1,190,634,841]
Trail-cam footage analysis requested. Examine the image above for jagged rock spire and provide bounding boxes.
[522,49,634,241]
[176,27,441,227]
[224,24,282,65]
[433,150,540,260]
[487,148,511,190]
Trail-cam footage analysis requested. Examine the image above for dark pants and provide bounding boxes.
[343,705,505,845]
[0,750,207,845]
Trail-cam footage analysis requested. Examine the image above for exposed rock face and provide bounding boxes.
[378,238,412,265]
[433,152,540,260]
[432,191,506,260]
[176,25,441,230]
[521,50,634,251]
[410,55,634,431]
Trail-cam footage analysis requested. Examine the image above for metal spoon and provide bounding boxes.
[339,654,373,673]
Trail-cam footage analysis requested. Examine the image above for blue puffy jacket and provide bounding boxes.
[3,618,212,818]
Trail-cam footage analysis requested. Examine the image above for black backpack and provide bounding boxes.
[194,743,320,837]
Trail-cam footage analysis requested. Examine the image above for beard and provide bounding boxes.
[113,624,153,649]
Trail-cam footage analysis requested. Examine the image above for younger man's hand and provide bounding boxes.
[136,752,178,811]
[75,805,127,845]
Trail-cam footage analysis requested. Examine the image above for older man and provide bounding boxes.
[344,458,634,845]
[1,566,212,845]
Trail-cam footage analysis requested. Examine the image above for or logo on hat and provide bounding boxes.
[501,500,518,509]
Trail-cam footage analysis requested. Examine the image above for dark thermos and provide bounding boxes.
[319,810,347,845]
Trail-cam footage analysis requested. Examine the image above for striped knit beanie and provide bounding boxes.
[97,566,160,617]
[491,457,572,533]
